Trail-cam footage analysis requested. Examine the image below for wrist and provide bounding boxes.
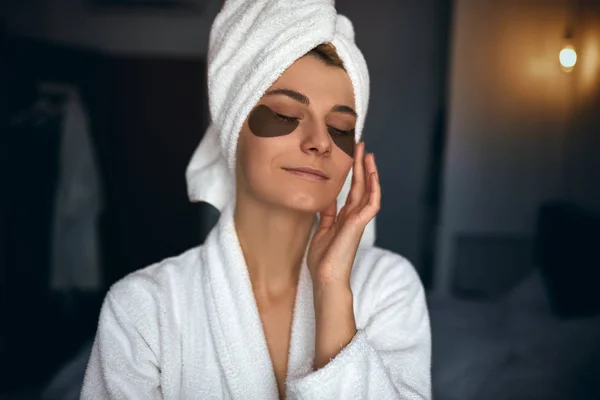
[313,282,352,303]
[313,285,357,369]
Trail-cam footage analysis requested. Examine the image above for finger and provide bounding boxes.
[359,171,381,222]
[347,142,366,207]
[318,199,337,231]
[364,151,377,177]
[358,153,377,209]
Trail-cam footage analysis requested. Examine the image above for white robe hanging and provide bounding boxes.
[81,203,431,399]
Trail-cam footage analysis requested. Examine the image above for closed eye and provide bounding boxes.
[274,113,300,123]
[328,126,355,137]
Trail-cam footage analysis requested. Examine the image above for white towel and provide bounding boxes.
[186,0,376,247]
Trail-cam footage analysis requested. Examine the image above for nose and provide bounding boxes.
[300,120,332,156]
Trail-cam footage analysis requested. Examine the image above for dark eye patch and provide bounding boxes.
[248,104,299,137]
[328,127,355,158]
[247,104,356,158]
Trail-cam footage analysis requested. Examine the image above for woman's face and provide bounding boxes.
[236,55,357,213]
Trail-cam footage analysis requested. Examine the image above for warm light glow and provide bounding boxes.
[559,45,577,70]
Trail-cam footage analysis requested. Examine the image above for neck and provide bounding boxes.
[234,193,315,302]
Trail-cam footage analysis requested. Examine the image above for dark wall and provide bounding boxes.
[565,0,600,214]
[5,36,209,289]
[3,35,211,388]
[95,56,209,285]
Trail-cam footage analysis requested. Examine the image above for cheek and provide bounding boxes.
[238,125,288,177]
[332,156,353,190]
[239,136,270,172]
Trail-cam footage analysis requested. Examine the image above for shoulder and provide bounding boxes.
[105,246,202,325]
[350,247,431,359]
[352,246,424,297]
[350,246,427,321]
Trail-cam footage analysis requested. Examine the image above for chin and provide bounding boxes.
[271,186,337,214]
[245,184,328,214]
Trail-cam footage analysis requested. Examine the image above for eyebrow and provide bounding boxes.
[266,89,309,105]
[266,88,357,118]
[332,105,357,118]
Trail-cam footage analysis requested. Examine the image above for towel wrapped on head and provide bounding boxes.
[186,0,375,246]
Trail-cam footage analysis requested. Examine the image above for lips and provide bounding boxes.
[282,167,330,180]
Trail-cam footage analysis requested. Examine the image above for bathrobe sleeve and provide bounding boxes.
[80,290,163,399]
[286,251,432,400]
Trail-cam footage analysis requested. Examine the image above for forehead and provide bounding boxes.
[269,56,356,109]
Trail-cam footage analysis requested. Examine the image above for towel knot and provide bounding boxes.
[336,15,355,41]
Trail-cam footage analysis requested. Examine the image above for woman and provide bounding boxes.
[81,1,431,399]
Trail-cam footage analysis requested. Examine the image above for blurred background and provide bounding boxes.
[1,0,599,399]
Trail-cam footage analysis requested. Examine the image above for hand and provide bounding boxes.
[307,142,381,289]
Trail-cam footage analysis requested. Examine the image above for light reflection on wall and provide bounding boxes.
[434,0,580,295]
[578,18,600,101]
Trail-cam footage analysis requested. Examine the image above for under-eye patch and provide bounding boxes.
[248,104,356,158]
[328,127,356,158]
[248,104,299,137]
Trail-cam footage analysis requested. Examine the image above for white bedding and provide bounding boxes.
[430,271,600,400]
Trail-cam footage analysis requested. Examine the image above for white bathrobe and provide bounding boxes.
[81,203,431,399]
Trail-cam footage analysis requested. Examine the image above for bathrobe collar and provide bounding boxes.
[201,202,316,399]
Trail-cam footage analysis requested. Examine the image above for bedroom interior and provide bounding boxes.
[1,0,599,398]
